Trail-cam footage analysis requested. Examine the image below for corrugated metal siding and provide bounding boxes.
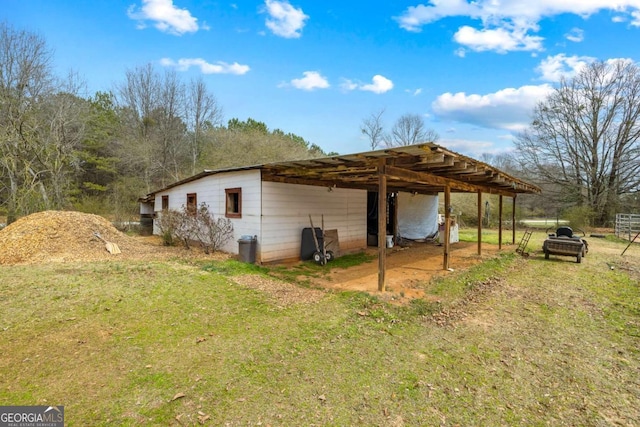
[260,182,367,263]
[153,170,262,254]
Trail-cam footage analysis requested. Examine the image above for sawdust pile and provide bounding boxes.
[0,210,215,265]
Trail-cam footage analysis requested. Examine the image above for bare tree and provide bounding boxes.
[156,70,186,184]
[115,65,190,190]
[360,108,385,150]
[0,23,53,221]
[0,23,87,221]
[37,72,88,208]
[115,64,159,192]
[514,59,640,225]
[385,113,439,147]
[185,77,223,174]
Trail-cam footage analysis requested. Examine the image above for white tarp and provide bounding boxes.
[397,193,439,240]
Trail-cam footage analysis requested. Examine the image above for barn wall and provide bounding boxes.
[149,171,368,263]
[153,170,262,254]
[260,181,367,263]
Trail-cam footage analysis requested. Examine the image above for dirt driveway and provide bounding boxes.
[310,241,501,298]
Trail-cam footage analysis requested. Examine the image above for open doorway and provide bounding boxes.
[366,191,396,246]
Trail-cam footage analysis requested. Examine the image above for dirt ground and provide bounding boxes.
[309,241,501,299]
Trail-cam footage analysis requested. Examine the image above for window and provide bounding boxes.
[225,188,242,218]
[161,195,169,210]
[186,193,197,215]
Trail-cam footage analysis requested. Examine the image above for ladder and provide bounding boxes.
[516,229,533,256]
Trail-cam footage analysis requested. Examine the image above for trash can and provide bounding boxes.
[238,235,257,263]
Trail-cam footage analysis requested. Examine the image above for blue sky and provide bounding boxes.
[3,0,640,157]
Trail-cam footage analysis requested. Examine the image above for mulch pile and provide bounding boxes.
[0,210,210,265]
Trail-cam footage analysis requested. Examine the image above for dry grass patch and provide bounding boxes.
[231,274,325,307]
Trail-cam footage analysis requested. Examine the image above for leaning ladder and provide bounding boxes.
[516,229,533,256]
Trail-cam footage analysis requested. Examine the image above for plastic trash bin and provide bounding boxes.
[238,235,257,263]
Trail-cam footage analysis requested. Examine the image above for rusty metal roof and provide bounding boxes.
[143,143,541,199]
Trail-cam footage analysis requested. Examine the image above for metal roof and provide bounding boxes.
[143,143,541,199]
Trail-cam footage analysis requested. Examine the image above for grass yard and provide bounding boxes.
[1,231,639,426]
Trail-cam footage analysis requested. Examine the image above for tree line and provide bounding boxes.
[0,23,326,224]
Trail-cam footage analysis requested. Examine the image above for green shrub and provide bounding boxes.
[562,205,596,229]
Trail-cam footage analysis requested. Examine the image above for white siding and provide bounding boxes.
[260,181,367,263]
[153,170,262,254]
[150,170,367,263]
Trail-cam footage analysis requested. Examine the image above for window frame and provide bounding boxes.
[225,188,242,218]
[186,193,197,215]
[161,195,169,211]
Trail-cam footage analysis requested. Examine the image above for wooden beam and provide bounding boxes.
[378,158,387,292]
[498,195,503,250]
[443,185,451,270]
[386,165,519,197]
[386,165,478,192]
[477,191,482,256]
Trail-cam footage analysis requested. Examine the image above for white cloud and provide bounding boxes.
[439,138,503,157]
[565,27,584,42]
[395,0,640,53]
[340,79,358,91]
[405,88,423,96]
[287,71,330,91]
[432,84,554,131]
[454,25,543,53]
[536,54,594,82]
[160,58,250,75]
[454,48,466,58]
[128,0,200,35]
[263,0,309,38]
[360,75,394,94]
[341,75,394,94]
[395,0,478,32]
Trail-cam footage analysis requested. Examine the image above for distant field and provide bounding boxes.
[519,218,570,228]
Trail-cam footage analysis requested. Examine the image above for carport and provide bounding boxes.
[258,143,540,291]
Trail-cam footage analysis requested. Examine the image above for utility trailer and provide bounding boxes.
[542,226,588,263]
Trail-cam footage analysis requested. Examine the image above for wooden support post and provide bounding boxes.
[443,185,451,270]
[512,194,517,244]
[393,192,398,241]
[477,191,482,256]
[377,159,387,292]
[498,195,503,250]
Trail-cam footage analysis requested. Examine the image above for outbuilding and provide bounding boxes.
[139,143,540,290]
